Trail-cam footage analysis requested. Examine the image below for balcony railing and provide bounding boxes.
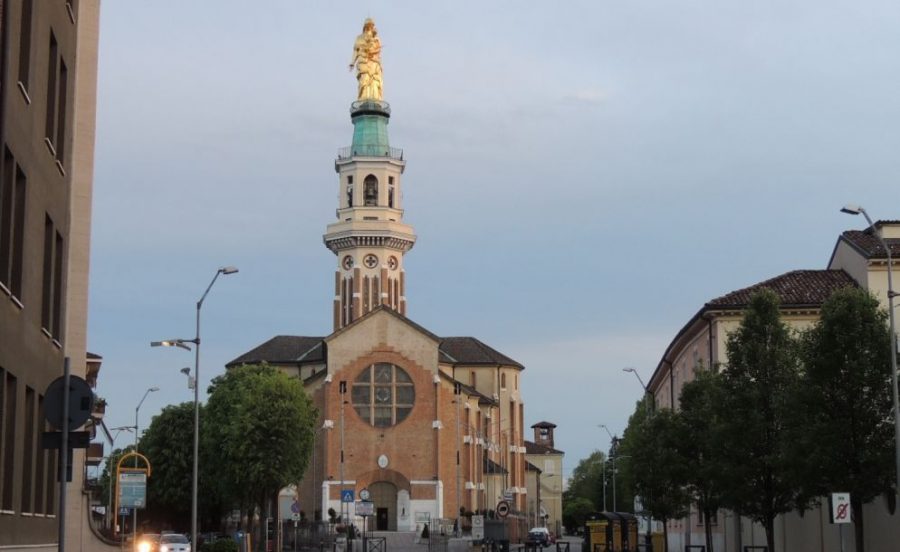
[337,146,404,161]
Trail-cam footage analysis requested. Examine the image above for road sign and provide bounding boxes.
[341,489,355,503]
[119,507,130,516]
[119,472,147,508]
[496,500,510,518]
[471,515,484,528]
[291,498,301,514]
[830,492,851,524]
[356,500,374,517]
[44,375,94,431]
[291,513,300,522]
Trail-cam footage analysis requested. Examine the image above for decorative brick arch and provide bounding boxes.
[356,467,410,493]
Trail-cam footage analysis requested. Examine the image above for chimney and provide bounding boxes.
[531,421,557,448]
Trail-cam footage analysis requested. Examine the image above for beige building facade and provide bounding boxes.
[648,222,900,552]
[524,422,563,537]
[0,1,103,551]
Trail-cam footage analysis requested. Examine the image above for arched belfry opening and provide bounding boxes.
[364,174,378,206]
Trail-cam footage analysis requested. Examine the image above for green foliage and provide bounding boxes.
[205,363,317,544]
[99,445,135,507]
[678,366,725,551]
[200,539,238,552]
[716,289,801,552]
[563,450,604,511]
[793,287,893,552]
[562,496,594,534]
[620,405,690,525]
[141,402,195,529]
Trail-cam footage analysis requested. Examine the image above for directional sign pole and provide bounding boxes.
[58,357,70,552]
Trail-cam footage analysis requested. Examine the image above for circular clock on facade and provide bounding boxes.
[364,254,379,268]
[342,255,354,270]
[378,454,389,469]
[388,256,398,271]
[360,488,371,501]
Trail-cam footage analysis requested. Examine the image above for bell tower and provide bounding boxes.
[324,19,415,330]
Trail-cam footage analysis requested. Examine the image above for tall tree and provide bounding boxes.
[677,366,725,552]
[794,287,893,552]
[205,364,317,551]
[716,289,801,552]
[140,403,195,530]
[620,401,690,552]
[564,450,605,513]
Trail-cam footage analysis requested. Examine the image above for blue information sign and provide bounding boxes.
[341,490,355,503]
[119,472,147,509]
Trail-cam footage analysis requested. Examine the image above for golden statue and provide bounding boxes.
[349,18,383,101]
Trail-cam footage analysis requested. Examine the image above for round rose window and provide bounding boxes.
[352,363,415,427]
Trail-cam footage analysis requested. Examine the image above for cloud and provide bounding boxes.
[562,88,610,106]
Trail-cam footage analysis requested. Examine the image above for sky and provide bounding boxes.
[89,1,900,480]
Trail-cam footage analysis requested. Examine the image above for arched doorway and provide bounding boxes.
[369,481,398,531]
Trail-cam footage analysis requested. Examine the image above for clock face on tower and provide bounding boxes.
[342,256,354,270]
[364,254,379,269]
[388,256,398,271]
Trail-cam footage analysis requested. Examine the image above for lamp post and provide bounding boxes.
[598,424,617,511]
[339,380,347,525]
[133,387,158,540]
[151,265,238,549]
[841,204,900,494]
[312,421,334,522]
[623,367,654,551]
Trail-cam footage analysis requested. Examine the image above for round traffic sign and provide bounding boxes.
[496,500,510,518]
[44,375,94,431]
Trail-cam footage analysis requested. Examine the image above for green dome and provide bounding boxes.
[350,101,392,157]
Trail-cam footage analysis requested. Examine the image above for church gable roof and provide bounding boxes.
[324,305,441,344]
[439,337,524,369]
[706,269,857,309]
[226,336,324,367]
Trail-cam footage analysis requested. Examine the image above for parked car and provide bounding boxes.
[159,534,191,552]
[526,527,551,547]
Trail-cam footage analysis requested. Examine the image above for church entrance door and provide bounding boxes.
[369,481,398,531]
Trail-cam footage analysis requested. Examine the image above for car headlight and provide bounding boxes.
[138,542,151,552]
[160,545,168,552]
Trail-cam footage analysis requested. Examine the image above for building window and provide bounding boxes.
[388,176,394,208]
[0,150,27,299]
[21,386,35,513]
[364,175,378,206]
[40,216,65,341]
[17,0,34,92]
[0,369,17,511]
[346,176,353,207]
[500,373,506,389]
[45,33,58,148]
[34,396,45,514]
[352,363,415,427]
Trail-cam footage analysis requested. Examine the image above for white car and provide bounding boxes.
[159,534,191,552]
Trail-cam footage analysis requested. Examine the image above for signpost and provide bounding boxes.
[341,490,355,503]
[472,514,485,541]
[496,501,510,518]
[830,492,851,552]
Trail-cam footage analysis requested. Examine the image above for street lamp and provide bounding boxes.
[598,424,617,511]
[133,387,158,540]
[151,265,238,549]
[622,367,655,552]
[841,204,900,495]
[180,367,195,390]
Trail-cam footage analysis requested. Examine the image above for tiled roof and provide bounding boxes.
[439,337,524,369]
[706,270,857,309]
[531,421,557,429]
[525,461,542,473]
[228,334,523,371]
[226,336,325,367]
[840,227,900,259]
[483,457,508,475]
[524,440,564,455]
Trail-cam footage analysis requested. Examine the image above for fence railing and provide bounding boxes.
[336,146,404,161]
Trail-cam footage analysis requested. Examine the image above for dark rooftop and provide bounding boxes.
[840,225,900,259]
[227,336,325,367]
[706,269,857,309]
[531,421,557,429]
[439,337,524,369]
[524,440,564,455]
